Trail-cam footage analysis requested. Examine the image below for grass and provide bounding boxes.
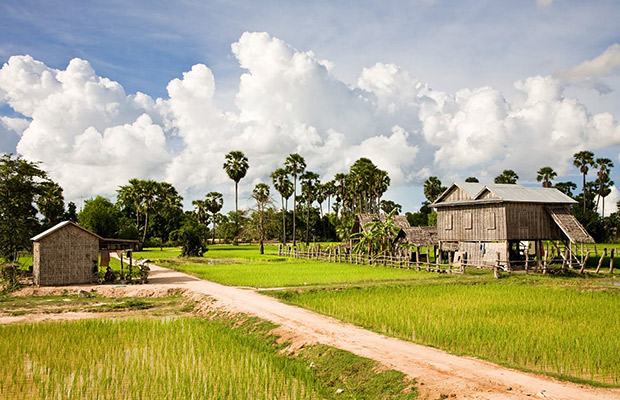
[271,279,620,386]
[135,245,443,288]
[0,312,416,399]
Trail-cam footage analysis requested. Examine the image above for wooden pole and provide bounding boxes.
[579,251,590,274]
[596,248,606,273]
[415,247,420,271]
[609,249,615,274]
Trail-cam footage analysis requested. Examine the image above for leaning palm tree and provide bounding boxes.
[284,153,306,246]
[271,168,293,244]
[223,151,249,245]
[594,157,614,213]
[573,151,594,213]
[536,167,557,188]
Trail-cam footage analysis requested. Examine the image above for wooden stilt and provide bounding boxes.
[596,248,606,273]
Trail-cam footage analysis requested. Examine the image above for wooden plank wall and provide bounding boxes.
[437,203,506,241]
[504,203,565,240]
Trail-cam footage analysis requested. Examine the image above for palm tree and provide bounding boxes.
[192,199,208,225]
[494,170,519,184]
[573,151,595,213]
[300,171,319,245]
[554,181,577,197]
[271,168,293,244]
[423,177,446,203]
[205,192,223,244]
[371,169,390,213]
[465,177,479,183]
[252,183,271,255]
[223,151,249,244]
[536,167,557,188]
[284,153,306,245]
[595,157,614,216]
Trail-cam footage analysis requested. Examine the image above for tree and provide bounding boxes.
[0,155,48,261]
[64,202,78,222]
[36,181,66,229]
[494,170,519,184]
[536,167,557,188]
[380,200,402,215]
[271,168,293,244]
[78,196,120,238]
[252,183,272,255]
[284,153,306,245]
[465,177,479,183]
[171,220,207,257]
[300,171,320,245]
[223,151,249,245]
[595,157,614,216]
[573,151,595,213]
[423,176,446,203]
[554,181,577,197]
[205,192,223,244]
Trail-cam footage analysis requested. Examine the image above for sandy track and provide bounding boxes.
[12,263,620,400]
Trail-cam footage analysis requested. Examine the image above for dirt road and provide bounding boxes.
[14,263,620,400]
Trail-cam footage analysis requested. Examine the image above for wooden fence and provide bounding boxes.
[277,242,618,275]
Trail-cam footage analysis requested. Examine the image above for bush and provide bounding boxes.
[171,221,207,257]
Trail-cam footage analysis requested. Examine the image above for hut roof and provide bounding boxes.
[433,183,576,208]
[546,205,595,244]
[31,221,103,242]
[353,214,411,233]
[398,226,438,247]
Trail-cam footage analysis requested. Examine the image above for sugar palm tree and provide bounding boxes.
[536,167,557,188]
[205,192,223,244]
[252,183,271,254]
[494,170,519,184]
[300,171,319,245]
[595,157,614,216]
[223,151,249,244]
[573,151,594,213]
[284,153,306,245]
[271,168,293,244]
[423,176,446,203]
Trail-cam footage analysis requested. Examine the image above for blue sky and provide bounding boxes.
[1,0,620,213]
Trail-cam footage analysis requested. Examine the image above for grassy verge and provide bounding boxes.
[270,279,620,386]
[0,310,416,399]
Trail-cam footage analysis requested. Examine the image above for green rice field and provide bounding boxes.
[272,280,620,386]
[0,316,415,399]
[135,245,439,288]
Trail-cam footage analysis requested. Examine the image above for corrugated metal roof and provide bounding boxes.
[476,185,577,204]
[456,182,486,198]
[31,221,103,242]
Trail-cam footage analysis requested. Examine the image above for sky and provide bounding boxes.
[1,0,620,214]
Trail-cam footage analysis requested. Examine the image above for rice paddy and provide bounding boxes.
[272,280,620,386]
[0,315,415,399]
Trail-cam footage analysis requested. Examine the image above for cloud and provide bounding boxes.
[1,32,619,210]
[537,0,554,7]
[558,44,620,81]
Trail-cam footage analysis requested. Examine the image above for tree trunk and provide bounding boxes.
[234,181,239,246]
[212,217,216,245]
[141,212,149,244]
[281,195,286,244]
[305,202,310,246]
[293,176,297,246]
[582,172,586,214]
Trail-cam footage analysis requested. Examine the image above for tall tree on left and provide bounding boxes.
[223,151,249,245]
[0,155,48,262]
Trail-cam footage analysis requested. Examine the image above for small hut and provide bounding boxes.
[31,221,102,285]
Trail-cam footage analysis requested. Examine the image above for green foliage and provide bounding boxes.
[423,176,446,203]
[380,200,402,215]
[36,181,66,229]
[0,264,19,294]
[406,202,432,226]
[171,220,207,257]
[494,169,519,184]
[464,176,479,183]
[0,154,48,261]
[78,196,120,238]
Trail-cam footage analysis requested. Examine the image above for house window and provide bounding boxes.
[487,212,496,230]
[464,212,472,230]
[446,214,453,230]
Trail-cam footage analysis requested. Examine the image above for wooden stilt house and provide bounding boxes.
[431,182,594,269]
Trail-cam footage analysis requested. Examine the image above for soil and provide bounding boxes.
[9,263,620,400]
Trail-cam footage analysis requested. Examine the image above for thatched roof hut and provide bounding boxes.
[396,226,438,247]
[31,221,101,286]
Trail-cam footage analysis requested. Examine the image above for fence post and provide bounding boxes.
[596,248,606,273]
[609,249,615,274]
[579,251,590,274]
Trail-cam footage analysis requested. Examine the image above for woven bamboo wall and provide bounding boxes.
[33,224,99,285]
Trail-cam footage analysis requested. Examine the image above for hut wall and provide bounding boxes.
[504,203,565,240]
[458,241,508,266]
[443,186,474,202]
[34,224,99,286]
[436,203,506,242]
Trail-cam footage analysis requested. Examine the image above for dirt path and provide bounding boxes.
[13,263,620,400]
